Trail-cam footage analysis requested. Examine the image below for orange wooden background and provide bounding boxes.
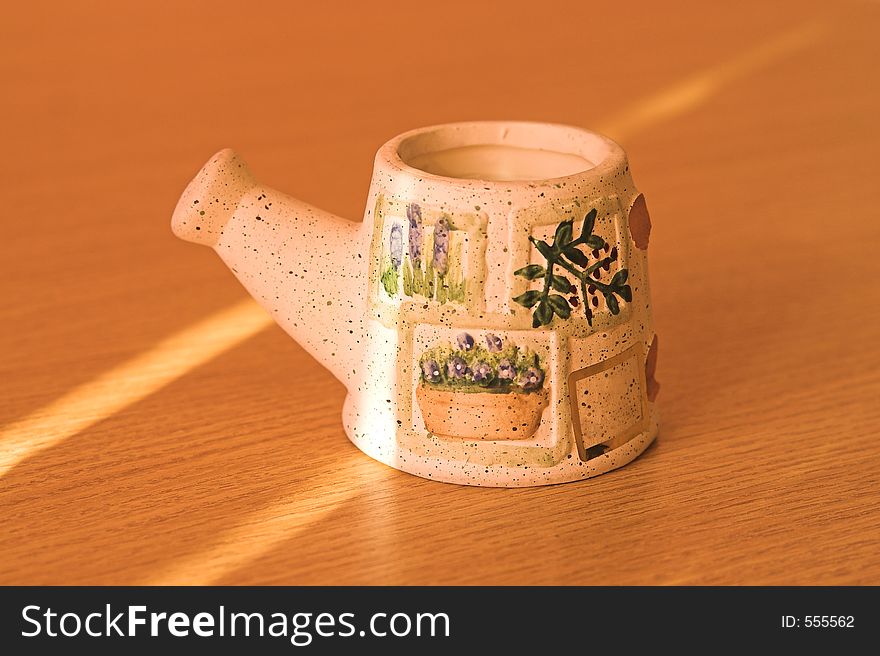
[1,1,878,584]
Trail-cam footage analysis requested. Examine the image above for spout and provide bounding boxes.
[172,148,256,247]
[171,149,367,389]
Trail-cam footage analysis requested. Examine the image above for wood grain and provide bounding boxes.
[1,0,878,585]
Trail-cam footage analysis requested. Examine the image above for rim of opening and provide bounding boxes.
[381,121,624,186]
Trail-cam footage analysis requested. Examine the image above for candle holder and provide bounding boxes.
[171,121,659,486]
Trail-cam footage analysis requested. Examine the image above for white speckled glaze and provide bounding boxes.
[171,121,659,487]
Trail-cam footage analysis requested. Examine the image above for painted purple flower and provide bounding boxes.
[517,366,545,391]
[497,359,517,381]
[471,361,493,386]
[485,333,503,352]
[421,359,442,384]
[456,332,475,351]
[407,203,422,263]
[447,356,469,379]
[432,216,450,275]
[389,223,403,268]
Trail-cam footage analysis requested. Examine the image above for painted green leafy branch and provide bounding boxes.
[512,209,632,327]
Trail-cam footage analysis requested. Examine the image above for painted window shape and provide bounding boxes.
[568,343,649,460]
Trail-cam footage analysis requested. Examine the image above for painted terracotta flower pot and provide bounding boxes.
[416,385,549,440]
[171,121,659,487]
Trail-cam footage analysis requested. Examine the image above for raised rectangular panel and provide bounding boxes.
[369,196,487,312]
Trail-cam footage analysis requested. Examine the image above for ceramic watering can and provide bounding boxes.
[172,121,659,487]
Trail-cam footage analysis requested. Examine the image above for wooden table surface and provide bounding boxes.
[2,1,879,585]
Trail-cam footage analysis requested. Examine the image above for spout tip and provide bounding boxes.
[171,148,256,247]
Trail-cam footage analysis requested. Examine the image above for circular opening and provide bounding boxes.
[395,122,612,182]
